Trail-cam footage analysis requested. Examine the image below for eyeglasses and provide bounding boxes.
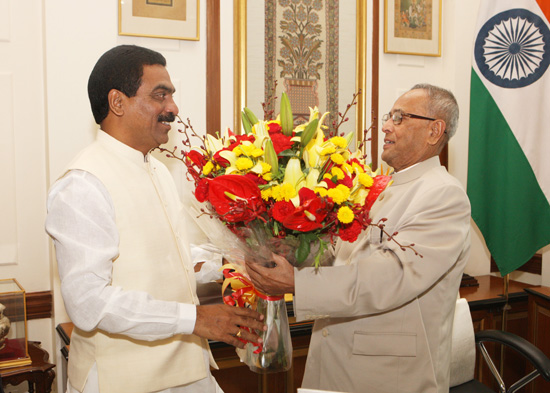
[382,110,437,125]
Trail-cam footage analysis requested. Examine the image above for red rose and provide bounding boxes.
[267,122,282,134]
[271,201,296,222]
[270,132,294,155]
[339,219,363,242]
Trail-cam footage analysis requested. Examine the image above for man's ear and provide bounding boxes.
[107,89,125,117]
[428,119,446,145]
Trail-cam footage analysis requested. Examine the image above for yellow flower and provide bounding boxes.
[260,162,272,174]
[251,148,264,158]
[336,184,351,200]
[262,173,272,181]
[358,173,374,187]
[236,157,253,171]
[240,143,256,156]
[330,136,347,148]
[279,183,297,201]
[233,146,243,156]
[331,153,345,165]
[261,188,272,201]
[271,185,281,201]
[203,161,214,176]
[315,187,328,197]
[331,167,345,180]
[337,206,354,224]
[341,162,353,174]
[320,146,336,156]
[352,162,365,173]
[328,188,346,204]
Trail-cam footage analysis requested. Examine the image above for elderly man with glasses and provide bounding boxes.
[246,84,471,393]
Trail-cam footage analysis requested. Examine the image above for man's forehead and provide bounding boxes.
[393,89,427,110]
[140,65,175,92]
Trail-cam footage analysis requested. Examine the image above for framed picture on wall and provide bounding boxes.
[384,0,441,56]
[119,0,199,41]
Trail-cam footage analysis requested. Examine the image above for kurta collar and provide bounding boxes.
[391,156,441,186]
[96,130,151,166]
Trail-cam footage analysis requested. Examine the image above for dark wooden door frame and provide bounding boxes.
[206,0,221,135]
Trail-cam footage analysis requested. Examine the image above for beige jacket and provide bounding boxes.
[295,156,471,393]
[66,132,211,393]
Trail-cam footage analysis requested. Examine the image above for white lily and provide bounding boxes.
[283,157,306,206]
[305,168,327,190]
[251,120,270,149]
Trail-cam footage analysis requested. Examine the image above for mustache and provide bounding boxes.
[158,113,176,123]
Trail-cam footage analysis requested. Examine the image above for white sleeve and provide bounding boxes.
[45,170,197,340]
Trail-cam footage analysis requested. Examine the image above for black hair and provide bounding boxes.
[87,45,167,124]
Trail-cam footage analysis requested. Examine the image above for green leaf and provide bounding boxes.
[314,238,329,269]
[295,235,311,265]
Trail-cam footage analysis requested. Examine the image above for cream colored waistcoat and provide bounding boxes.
[66,133,209,393]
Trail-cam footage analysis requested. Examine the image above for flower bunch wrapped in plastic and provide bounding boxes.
[162,93,392,373]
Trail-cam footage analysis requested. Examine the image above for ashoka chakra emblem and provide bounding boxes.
[475,8,550,88]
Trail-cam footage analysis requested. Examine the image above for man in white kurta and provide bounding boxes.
[46,45,265,393]
[246,84,470,393]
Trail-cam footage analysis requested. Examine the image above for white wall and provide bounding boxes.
[0,0,53,386]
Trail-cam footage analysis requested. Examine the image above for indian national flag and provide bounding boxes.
[468,0,550,276]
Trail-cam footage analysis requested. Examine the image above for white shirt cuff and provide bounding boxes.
[177,303,197,335]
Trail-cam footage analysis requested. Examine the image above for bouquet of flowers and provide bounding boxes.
[162,92,392,373]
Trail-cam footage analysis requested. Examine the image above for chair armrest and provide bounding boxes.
[475,330,550,381]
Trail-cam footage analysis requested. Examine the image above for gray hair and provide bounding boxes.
[410,83,459,141]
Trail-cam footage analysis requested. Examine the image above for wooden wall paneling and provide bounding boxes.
[490,253,542,275]
[370,0,379,170]
[527,289,550,393]
[206,0,221,135]
[25,291,53,320]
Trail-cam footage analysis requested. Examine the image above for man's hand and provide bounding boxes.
[246,253,295,295]
[193,304,266,349]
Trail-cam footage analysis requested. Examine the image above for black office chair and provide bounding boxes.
[450,329,550,393]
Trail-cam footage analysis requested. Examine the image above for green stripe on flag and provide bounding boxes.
[468,69,550,276]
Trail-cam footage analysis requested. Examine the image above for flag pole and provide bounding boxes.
[499,273,511,376]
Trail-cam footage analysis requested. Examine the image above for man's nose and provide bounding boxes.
[166,96,179,116]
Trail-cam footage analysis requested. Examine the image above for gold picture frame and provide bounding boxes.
[233,0,368,149]
[384,0,441,56]
[119,0,199,41]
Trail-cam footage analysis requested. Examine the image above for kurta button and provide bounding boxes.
[322,329,329,337]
